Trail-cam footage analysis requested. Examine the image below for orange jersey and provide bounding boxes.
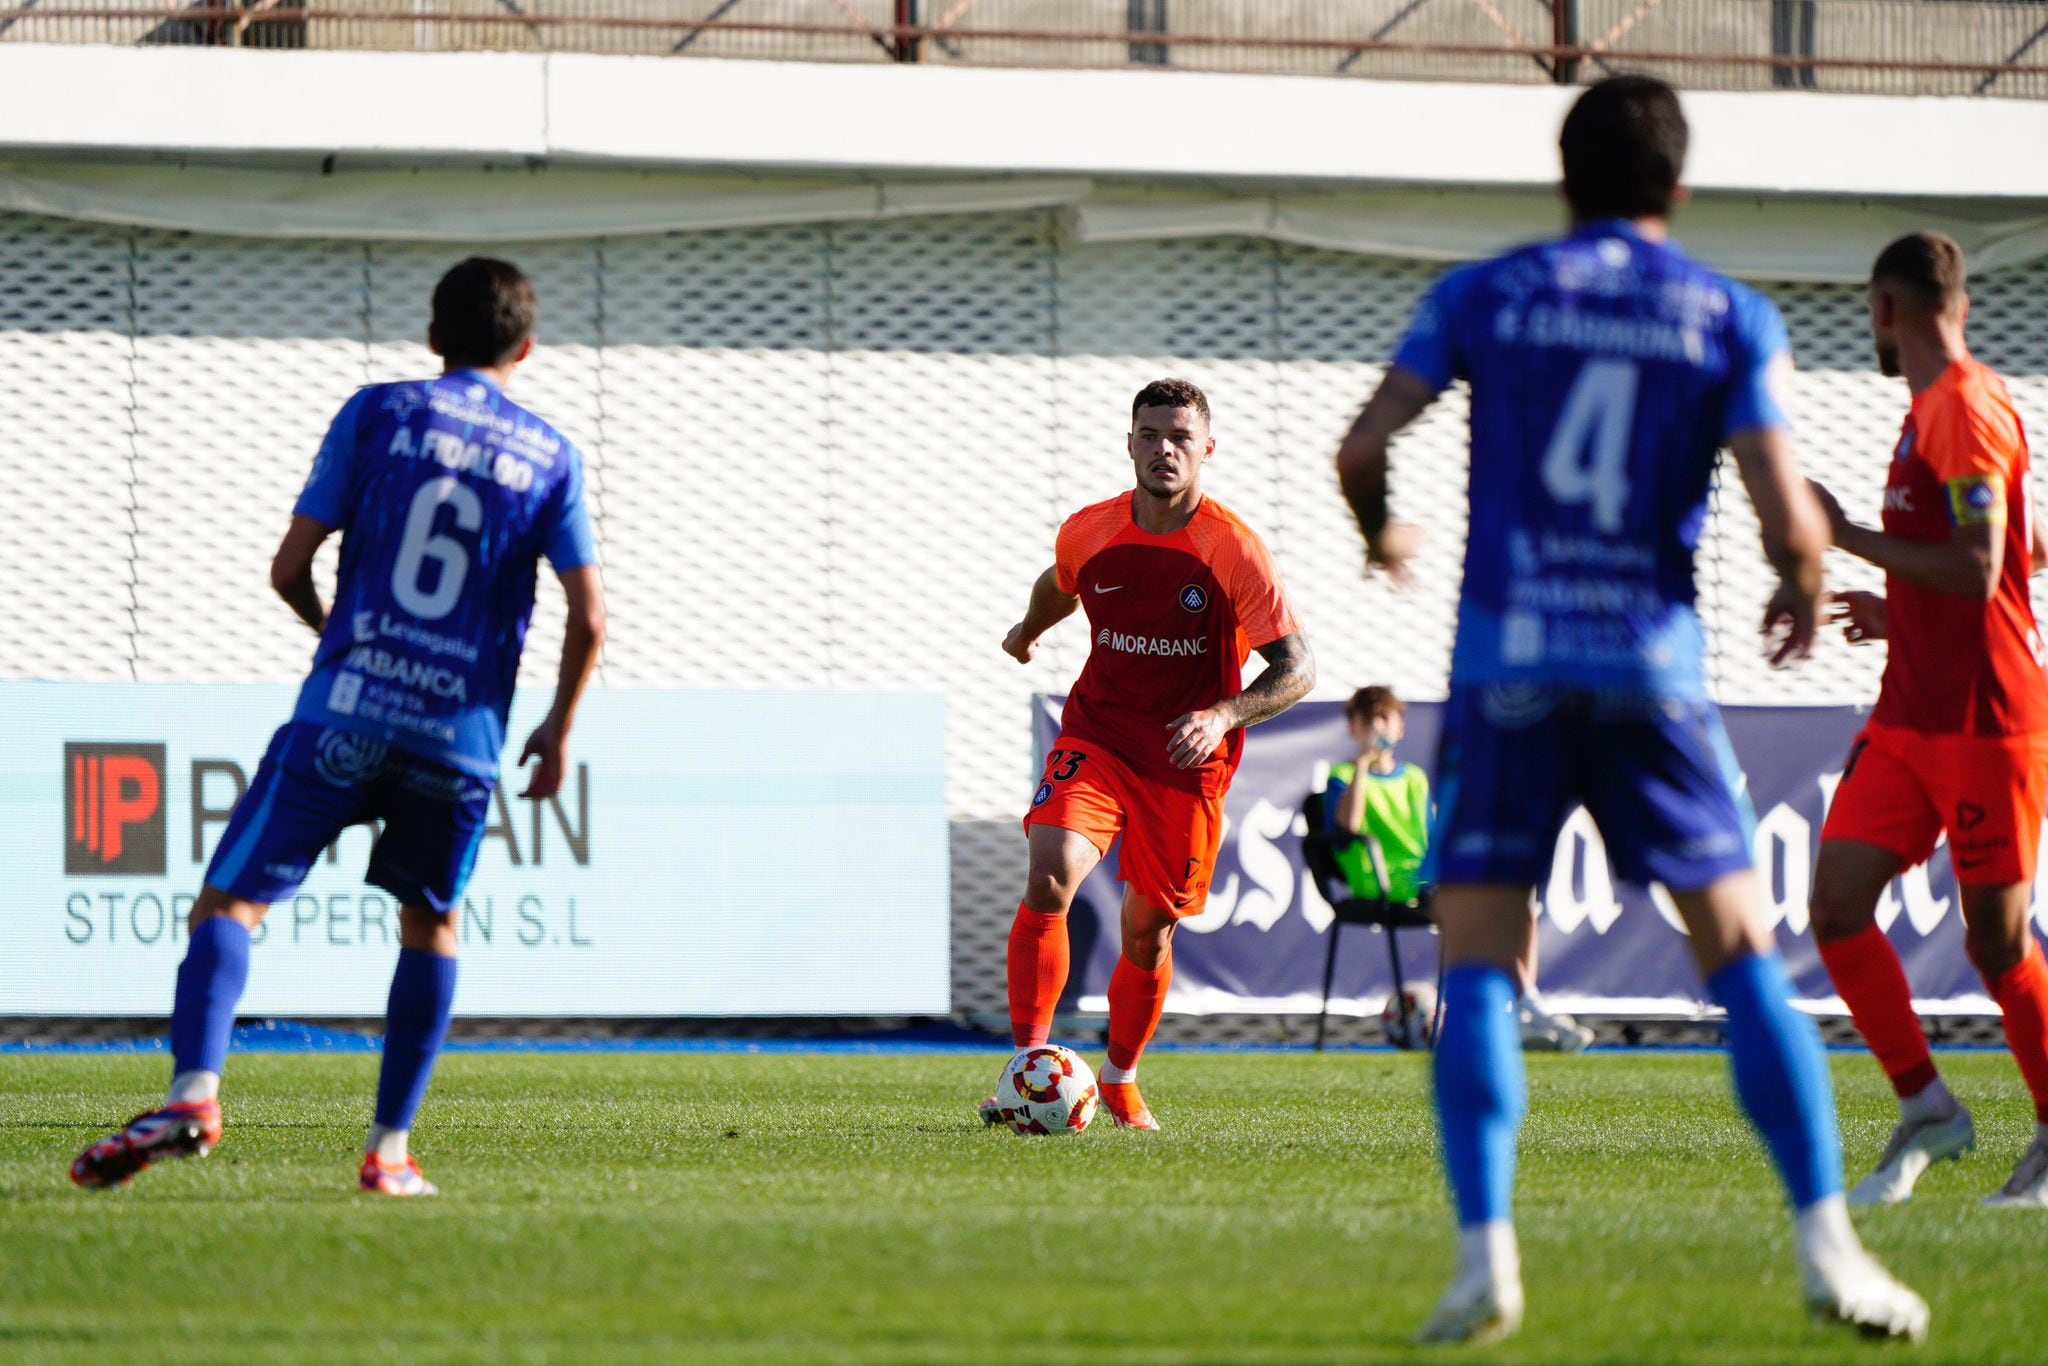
[1872,358,2048,736]
[1054,493,1301,795]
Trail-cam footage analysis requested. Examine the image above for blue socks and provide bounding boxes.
[1434,964,1527,1227]
[170,918,252,1077]
[375,949,459,1131]
[1710,951,1843,1210]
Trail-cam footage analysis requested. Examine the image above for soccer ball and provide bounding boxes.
[991,1045,1099,1136]
[1382,983,1439,1051]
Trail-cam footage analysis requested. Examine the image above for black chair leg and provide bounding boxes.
[1316,921,1343,1052]
[1385,918,1412,1046]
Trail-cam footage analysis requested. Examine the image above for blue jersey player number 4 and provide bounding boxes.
[1334,77,1927,1347]
[72,258,607,1201]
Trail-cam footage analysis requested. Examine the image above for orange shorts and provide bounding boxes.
[1820,723,2048,886]
[1022,737,1225,918]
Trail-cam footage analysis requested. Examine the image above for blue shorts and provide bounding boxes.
[1427,685,1755,892]
[203,723,493,914]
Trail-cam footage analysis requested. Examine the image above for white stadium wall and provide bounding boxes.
[5,204,2048,1015]
[4,53,2047,1017]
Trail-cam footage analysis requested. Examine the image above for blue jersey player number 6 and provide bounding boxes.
[71,257,609,1202]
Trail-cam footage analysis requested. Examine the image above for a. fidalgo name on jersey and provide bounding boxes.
[388,426,539,492]
[1097,628,1210,657]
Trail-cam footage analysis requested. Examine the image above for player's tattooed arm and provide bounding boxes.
[268,514,335,634]
[1165,633,1316,768]
[1336,368,1433,583]
[1003,565,1079,664]
[1809,477,2004,602]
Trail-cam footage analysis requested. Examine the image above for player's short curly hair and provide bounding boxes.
[432,257,537,369]
[1130,378,1211,428]
[1559,75,1688,222]
[1346,685,1404,722]
[1871,232,1967,312]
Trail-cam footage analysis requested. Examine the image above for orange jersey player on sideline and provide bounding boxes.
[982,377,1314,1131]
[1809,230,2048,1209]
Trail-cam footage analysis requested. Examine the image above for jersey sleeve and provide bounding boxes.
[1222,526,1302,649]
[1721,285,1793,441]
[1390,263,1485,394]
[543,445,601,572]
[1054,502,1125,596]
[294,386,376,529]
[1919,383,2023,528]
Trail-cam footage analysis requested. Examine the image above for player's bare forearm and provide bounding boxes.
[521,566,605,800]
[1004,565,1079,664]
[274,572,325,634]
[1219,633,1317,731]
[1832,518,2001,601]
[1163,635,1315,769]
[545,567,607,734]
[1336,368,1435,552]
[1730,430,1826,596]
[269,514,335,633]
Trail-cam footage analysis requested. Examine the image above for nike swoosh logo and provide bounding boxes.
[1093,585,1123,594]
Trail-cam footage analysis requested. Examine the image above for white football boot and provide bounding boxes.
[1981,1129,2048,1209]
[1518,995,1594,1054]
[1797,1197,1930,1343]
[1416,1223,1523,1346]
[1847,1104,1975,1206]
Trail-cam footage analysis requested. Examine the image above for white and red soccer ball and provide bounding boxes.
[991,1045,1098,1136]
[1382,982,1439,1051]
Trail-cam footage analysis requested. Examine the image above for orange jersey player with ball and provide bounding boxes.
[1809,231,2048,1209]
[984,378,1315,1131]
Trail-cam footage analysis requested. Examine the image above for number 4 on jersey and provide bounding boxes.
[1541,359,1639,533]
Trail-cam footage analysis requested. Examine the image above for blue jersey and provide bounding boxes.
[1393,220,1791,700]
[289,371,598,779]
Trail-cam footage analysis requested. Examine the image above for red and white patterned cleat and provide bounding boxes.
[70,1099,223,1191]
[359,1154,438,1198]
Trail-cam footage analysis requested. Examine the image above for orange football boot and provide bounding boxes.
[1098,1081,1159,1131]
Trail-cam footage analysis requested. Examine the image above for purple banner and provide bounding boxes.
[1034,696,2048,1017]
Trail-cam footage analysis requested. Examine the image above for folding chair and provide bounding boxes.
[1299,789,1442,1052]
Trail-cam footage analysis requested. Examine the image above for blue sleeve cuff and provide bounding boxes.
[544,454,599,571]
[295,388,372,527]
[1390,264,1480,393]
[1722,286,1793,439]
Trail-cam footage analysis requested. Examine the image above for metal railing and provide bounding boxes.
[2,1,2044,98]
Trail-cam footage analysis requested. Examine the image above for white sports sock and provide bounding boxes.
[1458,1220,1520,1282]
[1099,1060,1136,1085]
[1795,1193,1862,1266]
[1899,1076,1958,1123]
[167,1070,220,1105]
[366,1123,409,1163]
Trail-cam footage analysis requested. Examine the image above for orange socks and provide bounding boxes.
[1007,908,1069,1048]
[1104,953,1172,1077]
[1988,940,2048,1125]
[1817,925,1938,1099]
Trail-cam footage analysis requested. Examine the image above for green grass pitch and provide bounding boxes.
[5,1050,2045,1362]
